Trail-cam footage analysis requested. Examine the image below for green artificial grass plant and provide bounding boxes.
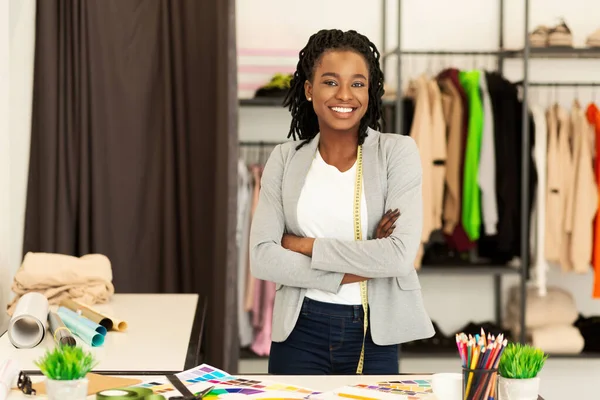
[498,343,548,379]
[35,345,97,381]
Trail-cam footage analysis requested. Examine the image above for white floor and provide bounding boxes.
[239,357,600,400]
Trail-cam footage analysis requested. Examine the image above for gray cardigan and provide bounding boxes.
[249,128,435,345]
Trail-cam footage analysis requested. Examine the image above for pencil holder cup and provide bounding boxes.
[461,368,498,400]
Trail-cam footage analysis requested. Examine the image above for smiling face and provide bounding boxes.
[304,50,370,135]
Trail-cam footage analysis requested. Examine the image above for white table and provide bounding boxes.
[5,374,426,399]
[0,293,201,373]
[5,374,546,399]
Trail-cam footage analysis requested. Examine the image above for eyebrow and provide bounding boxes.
[321,72,367,80]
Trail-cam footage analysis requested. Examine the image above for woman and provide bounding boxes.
[249,29,434,375]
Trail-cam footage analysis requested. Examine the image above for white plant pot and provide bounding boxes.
[45,377,88,400]
[498,376,540,400]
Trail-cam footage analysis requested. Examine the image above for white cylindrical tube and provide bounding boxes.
[7,292,49,349]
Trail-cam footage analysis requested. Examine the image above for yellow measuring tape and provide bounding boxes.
[353,145,368,375]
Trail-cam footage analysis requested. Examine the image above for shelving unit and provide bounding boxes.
[237,0,600,361]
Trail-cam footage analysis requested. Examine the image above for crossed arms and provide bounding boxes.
[249,138,423,293]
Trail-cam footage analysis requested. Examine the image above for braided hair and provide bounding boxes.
[283,29,385,149]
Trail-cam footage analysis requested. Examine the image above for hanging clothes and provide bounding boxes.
[237,159,254,347]
[458,70,484,242]
[477,70,498,235]
[407,75,434,268]
[427,79,447,232]
[566,102,598,273]
[436,68,475,252]
[558,106,575,272]
[244,165,262,311]
[544,105,562,264]
[437,75,464,236]
[586,103,600,298]
[531,105,548,296]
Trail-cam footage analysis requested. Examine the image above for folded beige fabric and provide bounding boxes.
[504,285,578,331]
[6,252,115,316]
[529,325,584,355]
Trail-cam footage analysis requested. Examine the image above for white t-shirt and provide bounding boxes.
[297,149,368,305]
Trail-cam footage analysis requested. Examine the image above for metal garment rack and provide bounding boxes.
[380,0,531,348]
[377,0,600,359]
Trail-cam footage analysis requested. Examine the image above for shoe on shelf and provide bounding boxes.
[254,73,293,98]
[547,19,573,47]
[529,25,549,47]
[586,28,600,48]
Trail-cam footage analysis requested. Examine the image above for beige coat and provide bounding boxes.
[407,75,432,268]
[438,78,463,235]
[567,103,598,272]
[427,80,447,232]
[557,106,574,271]
[544,106,561,262]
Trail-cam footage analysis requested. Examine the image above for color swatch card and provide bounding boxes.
[132,364,321,399]
[310,380,435,400]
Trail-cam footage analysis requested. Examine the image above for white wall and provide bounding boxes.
[0,0,11,329]
[236,0,600,398]
[1,0,36,328]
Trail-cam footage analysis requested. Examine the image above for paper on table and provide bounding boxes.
[7,292,49,348]
[61,298,128,331]
[0,359,20,400]
[57,308,105,347]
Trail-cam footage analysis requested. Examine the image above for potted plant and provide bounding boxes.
[35,345,98,400]
[497,343,548,400]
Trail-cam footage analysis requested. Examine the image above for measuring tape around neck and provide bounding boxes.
[353,145,368,375]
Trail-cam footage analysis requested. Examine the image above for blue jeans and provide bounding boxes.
[268,297,399,375]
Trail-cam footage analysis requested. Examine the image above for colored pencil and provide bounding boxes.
[455,329,507,400]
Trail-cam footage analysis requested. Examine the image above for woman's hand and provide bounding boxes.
[375,209,399,239]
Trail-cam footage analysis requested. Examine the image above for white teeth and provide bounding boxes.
[331,107,353,113]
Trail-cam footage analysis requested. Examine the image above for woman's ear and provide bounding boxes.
[304,80,313,101]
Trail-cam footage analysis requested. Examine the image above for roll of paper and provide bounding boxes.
[57,308,105,347]
[7,292,49,348]
[61,299,127,332]
[0,359,20,400]
[48,312,76,346]
[57,307,107,336]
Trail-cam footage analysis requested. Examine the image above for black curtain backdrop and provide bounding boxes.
[23,0,239,371]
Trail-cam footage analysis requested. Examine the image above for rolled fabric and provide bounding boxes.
[7,292,49,349]
[57,308,104,347]
[57,307,107,336]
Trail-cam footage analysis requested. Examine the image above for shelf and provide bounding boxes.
[239,98,286,107]
[503,47,600,59]
[418,265,521,276]
[380,47,600,59]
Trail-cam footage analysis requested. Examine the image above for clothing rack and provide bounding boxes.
[237,0,600,362]
[378,0,599,360]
